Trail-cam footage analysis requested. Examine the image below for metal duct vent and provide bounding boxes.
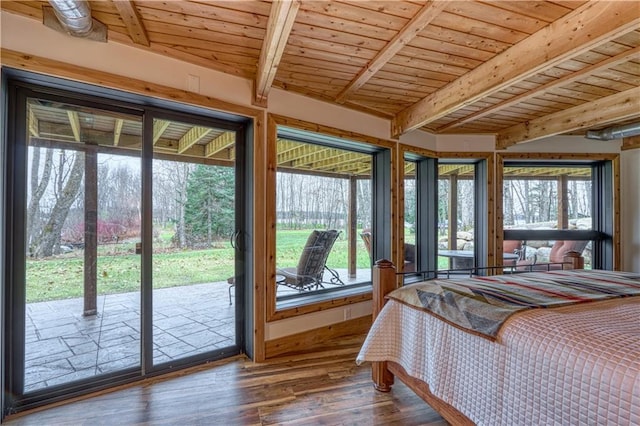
[43,0,107,42]
[585,122,640,141]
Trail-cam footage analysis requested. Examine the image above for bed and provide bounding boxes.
[356,260,640,425]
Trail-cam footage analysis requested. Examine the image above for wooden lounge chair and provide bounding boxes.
[277,229,344,291]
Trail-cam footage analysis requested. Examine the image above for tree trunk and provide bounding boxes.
[33,152,85,258]
[27,148,54,253]
[176,163,191,248]
[207,194,212,246]
[524,180,531,223]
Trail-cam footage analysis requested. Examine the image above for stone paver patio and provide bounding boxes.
[25,280,236,392]
[24,269,371,392]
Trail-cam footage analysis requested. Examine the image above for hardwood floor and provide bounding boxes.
[5,335,447,425]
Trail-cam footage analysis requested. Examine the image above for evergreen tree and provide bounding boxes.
[183,164,235,247]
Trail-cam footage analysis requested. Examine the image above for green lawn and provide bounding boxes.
[26,229,449,303]
[26,229,371,303]
[275,229,371,268]
[26,249,236,303]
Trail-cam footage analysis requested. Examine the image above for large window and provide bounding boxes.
[404,160,417,273]
[402,153,438,278]
[436,157,490,274]
[4,74,251,413]
[503,166,592,231]
[501,160,616,270]
[438,163,476,270]
[274,135,373,308]
[271,124,392,313]
[401,154,490,277]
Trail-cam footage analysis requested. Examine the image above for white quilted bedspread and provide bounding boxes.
[356,297,640,425]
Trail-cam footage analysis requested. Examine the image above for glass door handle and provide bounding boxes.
[230,230,240,250]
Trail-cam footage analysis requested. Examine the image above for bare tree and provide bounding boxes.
[152,160,193,246]
[357,179,371,229]
[26,147,53,251]
[509,180,530,224]
[458,180,474,230]
[32,151,84,258]
[156,161,194,248]
[504,180,515,226]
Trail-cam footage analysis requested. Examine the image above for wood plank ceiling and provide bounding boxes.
[3,1,639,152]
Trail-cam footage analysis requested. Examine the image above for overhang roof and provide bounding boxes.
[27,97,594,179]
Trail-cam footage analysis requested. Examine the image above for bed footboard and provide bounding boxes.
[371,259,398,392]
[370,260,474,424]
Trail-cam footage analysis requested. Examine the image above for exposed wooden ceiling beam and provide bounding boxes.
[112,0,150,47]
[309,152,369,170]
[113,119,124,146]
[622,135,640,151]
[276,139,302,157]
[178,126,212,154]
[392,1,640,138]
[288,147,343,168]
[278,144,320,164]
[496,86,640,149]
[205,131,235,157]
[335,1,446,104]
[153,120,170,144]
[404,162,415,175]
[254,0,300,107]
[437,46,640,133]
[438,164,474,176]
[330,161,371,175]
[37,121,140,147]
[67,111,81,142]
[156,139,204,157]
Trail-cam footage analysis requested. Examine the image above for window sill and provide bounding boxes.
[270,282,372,321]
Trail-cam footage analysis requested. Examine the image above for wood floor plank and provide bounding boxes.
[5,335,447,425]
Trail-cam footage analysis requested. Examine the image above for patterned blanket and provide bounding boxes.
[387,269,640,340]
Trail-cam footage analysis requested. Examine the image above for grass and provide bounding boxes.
[26,249,236,303]
[26,229,452,303]
[275,229,371,269]
[26,229,372,303]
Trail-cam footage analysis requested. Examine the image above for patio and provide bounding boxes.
[23,269,369,392]
[24,280,234,392]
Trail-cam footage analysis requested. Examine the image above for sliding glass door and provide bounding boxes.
[5,79,248,413]
[150,115,238,366]
[19,97,143,393]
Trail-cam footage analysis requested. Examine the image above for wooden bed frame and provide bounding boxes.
[370,259,474,426]
[368,257,632,426]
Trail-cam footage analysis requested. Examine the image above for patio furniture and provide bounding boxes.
[517,240,589,271]
[277,229,344,291]
[227,276,235,305]
[360,230,416,272]
[503,240,524,267]
[438,249,520,270]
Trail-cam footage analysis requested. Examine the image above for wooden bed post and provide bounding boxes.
[372,259,397,392]
[563,251,584,269]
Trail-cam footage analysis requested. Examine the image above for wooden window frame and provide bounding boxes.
[496,152,620,270]
[265,114,397,321]
[437,152,495,270]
